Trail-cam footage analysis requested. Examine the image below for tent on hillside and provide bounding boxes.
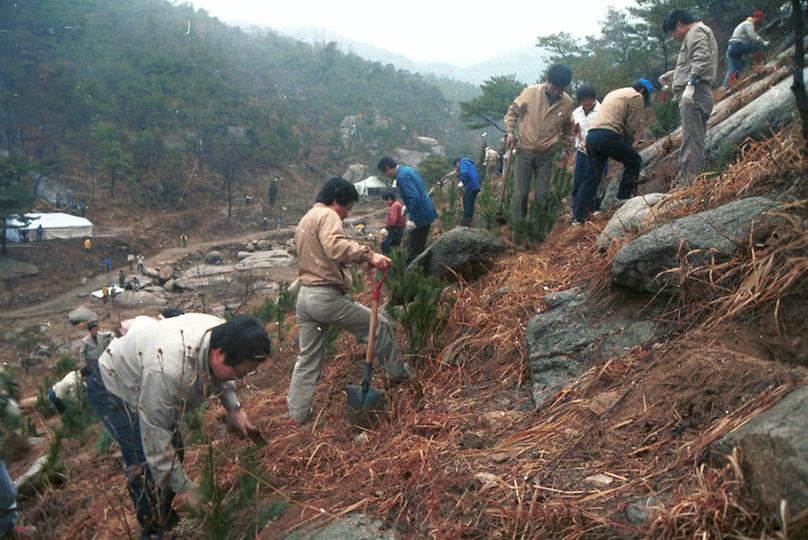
[353,176,389,198]
[4,213,93,242]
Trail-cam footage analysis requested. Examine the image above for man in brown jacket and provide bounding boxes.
[504,64,574,227]
[572,80,654,223]
[288,177,410,424]
[662,9,718,188]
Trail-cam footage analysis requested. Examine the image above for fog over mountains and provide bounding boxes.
[257,25,546,86]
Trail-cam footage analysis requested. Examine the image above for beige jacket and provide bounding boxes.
[504,83,574,154]
[52,370,84,401]
[589,88,646,144]
[672,22,718,91]
[98,314,240,493]
[296,203,372,291]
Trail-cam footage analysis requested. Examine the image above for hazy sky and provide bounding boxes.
[188,0,638,66]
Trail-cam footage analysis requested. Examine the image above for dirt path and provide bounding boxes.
[0,227,298,322]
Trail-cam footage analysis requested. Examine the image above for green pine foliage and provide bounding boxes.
[385,250,456,358]
[511,162,572,244]
[650,97,681,138]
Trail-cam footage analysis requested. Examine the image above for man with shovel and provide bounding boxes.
[288,177,411,425]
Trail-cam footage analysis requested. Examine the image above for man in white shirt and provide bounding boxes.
[570,84,603,222]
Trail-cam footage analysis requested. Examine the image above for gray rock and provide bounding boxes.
[625,496,660,525]
[0,257,39,279]
[163,279,181,292]
[526,287,662,405]
[68,306,98,325]
[409,227,506,281]
[288,512,398,540]
[612,197,777,294]
[391,148,428,167]
[182,264,236,278]
[236,251,252,260]
[596,193,676,251]
[114,290,167,307]
[711,385,808,520]
[234,250,295,271]
[256,240,272,250]
[246,241,255,252]
[204,250,224,264]
[343,163,368,183]
[344,217,367,227]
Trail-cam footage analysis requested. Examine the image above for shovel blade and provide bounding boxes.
[345,384,386,428]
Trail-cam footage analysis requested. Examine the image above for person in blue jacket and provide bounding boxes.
[453,157,481,227]
[377,157,437,263]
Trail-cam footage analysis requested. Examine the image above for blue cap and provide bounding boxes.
[638,78,654,94]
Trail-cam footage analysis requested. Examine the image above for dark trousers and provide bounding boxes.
[381,227,403,255]
[48,388,66,414]
[574,129,641,221]
[87,368,182,536]
[461,189,479,227]
[0,460,17,534]
[406,224,431,263]
[572,150,609,220]
[723,41,765,86]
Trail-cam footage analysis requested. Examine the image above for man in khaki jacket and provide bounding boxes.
[504,64,574,227]
[662,9,718,188]
[573,80,654,223]
[88,313,269,537]
[288,177,410,424]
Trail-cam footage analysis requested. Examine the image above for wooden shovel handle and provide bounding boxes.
[365,268,389,366]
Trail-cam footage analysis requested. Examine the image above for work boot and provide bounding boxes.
[753,51,764,65]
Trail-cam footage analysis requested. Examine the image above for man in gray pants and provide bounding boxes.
[288,177,410,424]
[662,9,718,188]
[503,64,574,227]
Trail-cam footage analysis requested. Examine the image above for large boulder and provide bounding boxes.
[234,249,295,271]
[409,227,505,281]
[612,197,777,294]
[114,290,167,307]
[0,258,39,280]
[526,288,662,405]
[391,148,428,167]
[204,250,224,265]
[711,385,808,521]
[596,193,679,251]
[288,512,398,540]
[68,306,98,325]
[343,163,367,183]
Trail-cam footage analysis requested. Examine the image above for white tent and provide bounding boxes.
[5,213,93,242]
[353,176,390,197]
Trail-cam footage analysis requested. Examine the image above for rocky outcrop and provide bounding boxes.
[612,197,777,294]
[343,163,367,183]
[392,148,428,167]
[0,258,39,279]
[114,290,167,307]
[409,227,505,281]
[233,249,295,271]
[204,250,224,264]
[711,385,808,520]
[526,288,664,405]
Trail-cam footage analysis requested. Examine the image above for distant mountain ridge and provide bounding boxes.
[240,24,545,86]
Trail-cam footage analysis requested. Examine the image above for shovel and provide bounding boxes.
[346,267,390,428]
[494,148,516,225]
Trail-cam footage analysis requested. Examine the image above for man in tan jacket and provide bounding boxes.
[288,177,410,424]
[662,9,718,188]
[573,80,654,223]
[504,64,574,227]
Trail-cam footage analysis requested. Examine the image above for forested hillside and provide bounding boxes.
[0,0,471,211]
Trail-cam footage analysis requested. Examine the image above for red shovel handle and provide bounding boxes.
[368,266,390,303]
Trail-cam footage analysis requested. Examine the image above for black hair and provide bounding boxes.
[160,307,185,319]
[663,9,695,33]
[576,84,597,101]
[315,177,359,207]
[377,156,397,172]
[211,315,271,366]
[80,367,92,377]
[382,191,397,201]
[87,321,98,331]
[546,64,572,88]
[452,157,461,167]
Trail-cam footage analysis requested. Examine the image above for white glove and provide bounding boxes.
[681,84,695,105]
[457,182,464,189]
[406,220,416,232]
[380,228,388,238]
[763,40,770,47]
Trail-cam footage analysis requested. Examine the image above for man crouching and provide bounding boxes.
[288,177,411,425]
[87,313,270,537]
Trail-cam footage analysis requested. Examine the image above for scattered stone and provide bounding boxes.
[343,163,368,183]
[256,240,272,250]
[584,474,614,488]
[114,290,167,307]
[163,279,181,293]
[204,250,224,264]
[236,251,252,260]
[586,389,623,416]
[482,410,523,430]
[409,227,506,281]
[68,306,98,325]
[612,197,777,294]
[353,432,369,445]
[490,453,509,464]
[234,250,295,271]
[246,241,255,252]
[711,385,808,520]
[526,287,664,406]
[459,432,486,450]
[475,472,504,490]
[625,496,659,524]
